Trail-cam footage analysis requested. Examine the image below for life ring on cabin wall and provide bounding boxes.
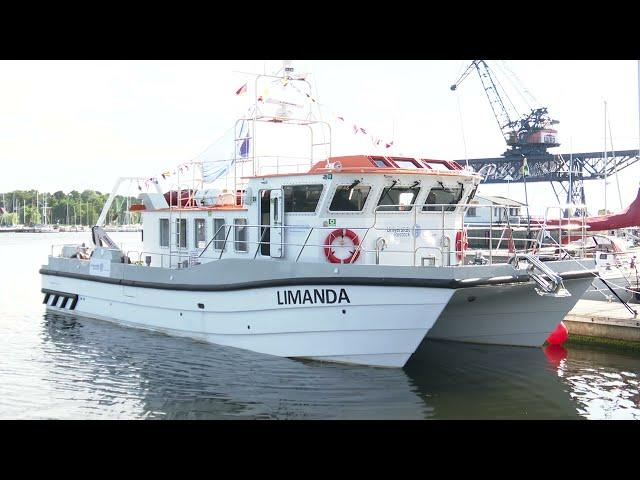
[455,229,468,262]
[324,228,361,264]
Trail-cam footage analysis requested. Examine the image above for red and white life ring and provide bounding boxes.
[324,228,361,264]
[455,229,468,262]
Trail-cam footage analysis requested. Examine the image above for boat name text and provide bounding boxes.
[277,288,350,305]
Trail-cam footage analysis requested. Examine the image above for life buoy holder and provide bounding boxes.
[455,229,468,262]
[324,228,361,264]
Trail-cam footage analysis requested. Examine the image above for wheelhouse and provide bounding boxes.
[135,155,481,269]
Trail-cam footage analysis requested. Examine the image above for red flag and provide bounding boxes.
[235,83,248,95]
[385,141,394,149]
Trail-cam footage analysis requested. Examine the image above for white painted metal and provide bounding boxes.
[42,275,452,368]
[426,276,593,346]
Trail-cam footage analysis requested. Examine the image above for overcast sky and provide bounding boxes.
[1,60,639,215]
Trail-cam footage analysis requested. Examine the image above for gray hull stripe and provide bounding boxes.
[40,268,597,292]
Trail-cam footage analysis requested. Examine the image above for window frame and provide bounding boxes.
[213,218,226,251]
[389,157,422,169]
[376,185,421,213]
[283,184,324,214]
[194,218,206,249]
[159,218,169,248]
[328,184,372,213]
[422,185,465,213]
[369,156,391,168]
[234,218,248,253]
[175,218,187,249]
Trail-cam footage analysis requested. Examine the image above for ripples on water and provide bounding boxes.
[0,232,639,419]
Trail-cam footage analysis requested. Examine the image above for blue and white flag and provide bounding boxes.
[200,120,251,184]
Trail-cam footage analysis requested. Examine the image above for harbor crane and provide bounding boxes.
[451,60,560,160]
[451,60,640,215]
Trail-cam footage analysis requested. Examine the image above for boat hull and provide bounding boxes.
[41,276,452,368]
[425,276,593,346]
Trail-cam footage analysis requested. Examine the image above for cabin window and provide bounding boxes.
[422,161,451,171]
[159,218,169,247]
[176,219,187,248]
[467,207,477,217]
[370,157,390,168]
[377,186,420,212]
[213,218,226,250]
[329,185,371,212]
[423,186,464,212]
[393,159,421,169]
[283,184,324,213]
[194,218,206,248]
[234,218,248,252]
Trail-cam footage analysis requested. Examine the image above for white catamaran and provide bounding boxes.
[40,63,596,367]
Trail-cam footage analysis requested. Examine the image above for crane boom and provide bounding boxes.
[451,60,516,142]
[451,60,560,159]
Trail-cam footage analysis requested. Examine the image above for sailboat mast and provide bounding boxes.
[604,101,608,214]
[43,194,47,225]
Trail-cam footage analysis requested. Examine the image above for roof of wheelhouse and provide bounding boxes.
[245,155,480,179]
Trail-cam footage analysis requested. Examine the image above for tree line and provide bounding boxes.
[0,190,140,226]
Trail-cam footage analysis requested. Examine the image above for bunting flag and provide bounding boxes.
[235,83,248,96]
[239,136,250,158]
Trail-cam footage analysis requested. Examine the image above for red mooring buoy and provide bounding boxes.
[546,321,569,346]
[543,344,568,367]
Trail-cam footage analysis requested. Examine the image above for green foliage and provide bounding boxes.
[0,212,19,226]
[0,190,140,226]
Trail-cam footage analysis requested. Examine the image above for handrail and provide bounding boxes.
[52,201,589,269]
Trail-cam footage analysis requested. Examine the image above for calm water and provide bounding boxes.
[1,232,639,419]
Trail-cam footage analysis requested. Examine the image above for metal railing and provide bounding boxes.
[51,202,591,269]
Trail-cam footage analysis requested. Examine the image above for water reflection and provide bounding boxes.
[36,312,626,420]
[40,313,429,419]
[557,346,640,420]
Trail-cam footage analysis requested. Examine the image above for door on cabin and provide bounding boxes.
[270,189,284,258]
[259,190,271,256]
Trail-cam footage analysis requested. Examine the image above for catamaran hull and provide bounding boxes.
[425,276,593,346]
[40,275,452,368]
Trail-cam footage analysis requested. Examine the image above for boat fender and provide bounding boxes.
[324,228,361,264]
[455,229,468,263]
[546,321,569,346]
